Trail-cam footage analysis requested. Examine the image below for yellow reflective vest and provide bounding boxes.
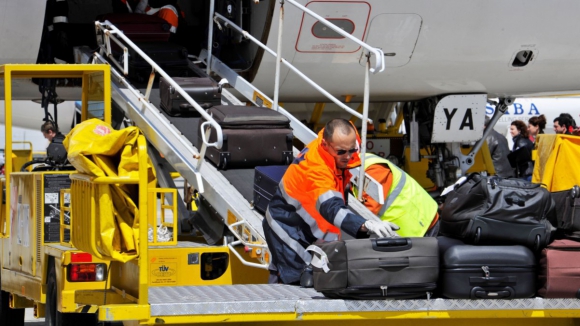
[358,154,438,237]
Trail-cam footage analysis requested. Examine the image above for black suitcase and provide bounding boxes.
[440,173,555,250]
[159,77,222,116]
[441,244,536,299]
[253,165,288,214]
[127,42,189,82]
[551,186,580,238]
[198,106,293,169]
[310,237,439,299]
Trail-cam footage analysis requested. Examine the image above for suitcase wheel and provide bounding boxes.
[571,186,580,199]
[474,227,481,244]
[533,234,541,251]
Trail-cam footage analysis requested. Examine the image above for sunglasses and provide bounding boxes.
[334,147,358,156]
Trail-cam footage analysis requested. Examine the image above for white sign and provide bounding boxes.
[431,94,487,143]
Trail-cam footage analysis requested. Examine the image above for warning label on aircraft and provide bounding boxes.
[431,94,487,143]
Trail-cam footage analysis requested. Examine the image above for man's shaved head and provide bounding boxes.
[323,118,355,142]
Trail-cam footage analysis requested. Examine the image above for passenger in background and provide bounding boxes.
[508,120,534,181]
[553,116,573,134]
[559,113,577,134]
[484,116,513,178]
[528,114,546,142]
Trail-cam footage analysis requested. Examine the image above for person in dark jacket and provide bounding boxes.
[41,121,67,164]
[508,120,534,180]
[484,116,513,178]
[527,114,546,143]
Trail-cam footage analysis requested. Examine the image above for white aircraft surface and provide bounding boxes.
[0,0,579,183]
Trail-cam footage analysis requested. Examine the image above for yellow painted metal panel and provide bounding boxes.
[148,245,232,286]
[98,303,150,322]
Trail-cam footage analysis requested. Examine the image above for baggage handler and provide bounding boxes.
[263,118,399,285]
[41,120,67,163]
[355,153,440,237]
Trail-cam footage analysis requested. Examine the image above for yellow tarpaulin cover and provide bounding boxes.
[533,134,580,192]
[64,119,156,262]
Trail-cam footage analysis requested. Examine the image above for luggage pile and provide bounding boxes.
[306,173,580,300]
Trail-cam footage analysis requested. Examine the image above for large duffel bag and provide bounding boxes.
[159,77,221,116]
[308,237,439,299]
[441,244,536,299]
[538,239,580,298]
[440,173,555,250]
[197,106,293,169]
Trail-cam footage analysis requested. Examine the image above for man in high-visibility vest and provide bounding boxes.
[356,153,439,237]
[263,119,400,285]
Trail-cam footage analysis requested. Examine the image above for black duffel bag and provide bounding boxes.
[440,173,555,250]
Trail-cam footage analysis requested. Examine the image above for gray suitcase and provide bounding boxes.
[159,77,221,116]
[311,237,439,299]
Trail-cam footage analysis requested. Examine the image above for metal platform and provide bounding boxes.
[148,284,580,317]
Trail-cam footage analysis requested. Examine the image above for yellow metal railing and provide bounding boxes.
[59,189,72,247]
[147,189,177,246]
[68,135,163,309]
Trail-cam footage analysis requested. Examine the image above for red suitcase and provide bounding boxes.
[538,239,580,298]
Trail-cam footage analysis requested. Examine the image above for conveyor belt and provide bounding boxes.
[148,284,580,316]
[144,86,258,205]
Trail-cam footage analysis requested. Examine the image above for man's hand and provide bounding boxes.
[362,220,400,238]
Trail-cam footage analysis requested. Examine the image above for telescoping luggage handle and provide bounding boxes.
[305,245,330,273]
[372,238,412,252]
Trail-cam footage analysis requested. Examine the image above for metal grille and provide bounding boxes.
[36,177,42,264]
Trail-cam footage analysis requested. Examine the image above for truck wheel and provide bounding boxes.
[46,262,98,326]
[46,262,63,326]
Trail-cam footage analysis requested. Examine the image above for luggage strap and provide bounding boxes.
[305,245,330,273]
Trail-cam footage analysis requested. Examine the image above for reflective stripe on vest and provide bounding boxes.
[53,16,68,24]
[265,208,312,264]
[315,190,350,229]
[363,154,437,237]
[278,182,339,242]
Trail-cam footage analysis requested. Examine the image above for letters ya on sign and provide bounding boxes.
[431,94,487,143]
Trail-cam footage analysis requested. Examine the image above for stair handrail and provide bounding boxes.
[212,12,373,124]
[94,20,224,150]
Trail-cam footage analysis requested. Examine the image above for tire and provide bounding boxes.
[46,260,98,326]
[0,273,25,326]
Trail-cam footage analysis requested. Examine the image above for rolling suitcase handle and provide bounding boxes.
[372,238,412,252]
